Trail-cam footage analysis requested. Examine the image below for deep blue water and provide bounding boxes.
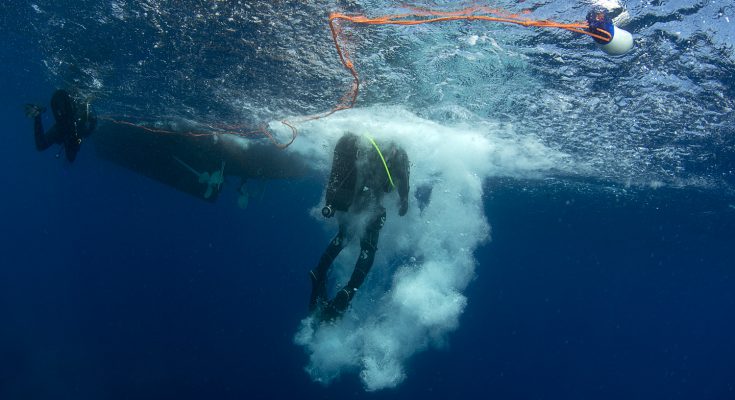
[2,1,735,399]
[3,100,734,399]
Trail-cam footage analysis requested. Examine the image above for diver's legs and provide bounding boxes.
[309,223,347,311]
[324,207,386,318]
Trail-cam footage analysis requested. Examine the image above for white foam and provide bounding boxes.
[289,106,569,390]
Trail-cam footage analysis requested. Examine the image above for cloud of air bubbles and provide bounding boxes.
[285,106,570,390]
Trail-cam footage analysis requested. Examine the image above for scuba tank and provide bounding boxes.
[587,6,633,56]
[322,133,359,218]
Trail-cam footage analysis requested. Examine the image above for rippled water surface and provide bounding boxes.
[7,0,733,190]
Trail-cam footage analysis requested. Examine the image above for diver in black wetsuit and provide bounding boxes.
[309,132,410,321]
[24,89,97,163]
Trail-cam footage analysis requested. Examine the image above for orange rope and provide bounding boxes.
[99,116,269,140]
[319,8,611,132]
[107,7,610,149]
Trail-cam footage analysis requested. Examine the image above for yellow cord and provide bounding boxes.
[365,134,395,189]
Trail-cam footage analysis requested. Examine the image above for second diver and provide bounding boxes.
[25,89,97,163]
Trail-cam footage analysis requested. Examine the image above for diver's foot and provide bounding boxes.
[308,270,327,312]
[320,288,355,322]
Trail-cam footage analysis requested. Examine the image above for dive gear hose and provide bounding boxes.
[365,134,395,189]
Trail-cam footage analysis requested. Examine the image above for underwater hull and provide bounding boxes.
[92,122,309,201]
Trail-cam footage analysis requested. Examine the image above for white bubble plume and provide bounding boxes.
[284,106,569,390]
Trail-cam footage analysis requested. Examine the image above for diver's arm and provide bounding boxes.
[33,117,60,151]
[395,148,410,216]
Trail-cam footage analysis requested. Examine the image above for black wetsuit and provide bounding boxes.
[310,133,410,320]
[33,91,96,163]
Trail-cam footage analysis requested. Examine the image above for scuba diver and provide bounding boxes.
[24,89,97,163]
[309,132,410,321]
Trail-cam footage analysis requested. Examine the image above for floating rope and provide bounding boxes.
[323,7,611,132]
[106,6,610,149]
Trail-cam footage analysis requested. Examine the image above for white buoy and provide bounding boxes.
[598,25,634,55]
[587,6,634,56]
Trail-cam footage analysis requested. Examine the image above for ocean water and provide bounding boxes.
[1,1,734,399]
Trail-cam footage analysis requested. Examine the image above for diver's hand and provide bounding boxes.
[399,199,408,216]
[24,104,45,119]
